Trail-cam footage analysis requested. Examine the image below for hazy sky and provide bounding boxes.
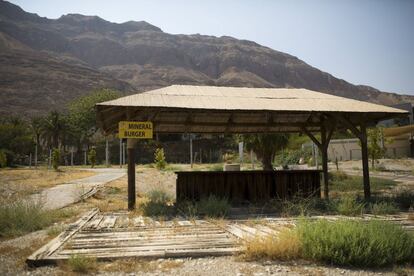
[9,0,414,95]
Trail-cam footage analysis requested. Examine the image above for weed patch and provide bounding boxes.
[67,254,97,273]
[0,199,74,237]
[333,196,365,216]
[298,219,414,267]
[140,189,175,217]
[369,201,399,215]
[178,195,230,218]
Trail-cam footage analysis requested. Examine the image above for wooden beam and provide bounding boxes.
[331,113,362,140]
[301,126,322,149]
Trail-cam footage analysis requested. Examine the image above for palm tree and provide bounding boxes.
[40,111,67,149]
[30,117,43,167]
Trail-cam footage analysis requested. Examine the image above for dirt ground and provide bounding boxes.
[0,167,96,199]
[1,163,413,275]
[333,158,414,173]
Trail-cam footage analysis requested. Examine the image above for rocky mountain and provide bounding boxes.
[0,0,413,116]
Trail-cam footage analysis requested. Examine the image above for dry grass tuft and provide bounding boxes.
[242,228,302,261]
[64,254,97,273]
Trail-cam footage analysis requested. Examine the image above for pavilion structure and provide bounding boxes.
[96,85,407,209]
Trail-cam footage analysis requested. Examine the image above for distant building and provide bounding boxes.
[324,103,414,161]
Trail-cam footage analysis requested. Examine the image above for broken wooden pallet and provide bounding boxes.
[27,209,240,266]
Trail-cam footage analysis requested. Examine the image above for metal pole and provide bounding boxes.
[70,147,74,166]
[84,150,87,166]
[34,144,38,168]
[48,149,52,169]
[120,138,122,168]
[29,153,32,168]
[123,142,126,165]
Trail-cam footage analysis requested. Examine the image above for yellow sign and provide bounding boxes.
[118,121,153,139]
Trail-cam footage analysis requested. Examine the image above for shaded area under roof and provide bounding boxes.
[96,85,408,134]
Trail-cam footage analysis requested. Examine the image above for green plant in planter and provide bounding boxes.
[88,147,96,168]
[154,148,167,170]
[51,148,60,171]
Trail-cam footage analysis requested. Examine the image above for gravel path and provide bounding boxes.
[30,168,126,210]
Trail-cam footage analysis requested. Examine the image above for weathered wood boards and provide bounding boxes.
[27,210,239,266]
[27,209,414,267]
[176,170,321,203]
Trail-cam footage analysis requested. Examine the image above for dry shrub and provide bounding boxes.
[242,228,302,261]
[66,254,97,273]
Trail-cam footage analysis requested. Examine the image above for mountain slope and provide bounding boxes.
[0,0,412,116]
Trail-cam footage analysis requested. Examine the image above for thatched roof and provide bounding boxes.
[96,85,407,134]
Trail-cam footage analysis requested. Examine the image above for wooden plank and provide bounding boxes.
[86,215,103,229]
[177,220,192,226]
[116,216,129,228]
[60,241,237,255]
[99,215,118,229]
[66,237,235,250]
[133,216,145,227]
[27,208,98,266]
[70,235,230,244]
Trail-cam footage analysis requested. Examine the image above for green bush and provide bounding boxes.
[0,150,6,168]
[88,147,96,168]
[197,195,230,217]
[394,189,414,210]
[0,199,67,237]
[154,148,167,170]
[177,196,230,218]
[51,148,60,171]
[298,219,414,267]
[333,196,365,216]
[67,254,96,273]
[140,189,174,217]
[369,201,399,215]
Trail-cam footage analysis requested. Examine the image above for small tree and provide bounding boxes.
[51,148,60,171]
[88,147,97,168]
[154,148,167,170]
[242,134,290,170]
[366,127,387,168]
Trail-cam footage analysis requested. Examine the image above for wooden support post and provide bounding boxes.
[302,116,335,199]
[127,139,137,210]
[320,123,329,199]
[190,134,193,168]
[360,122,371,199]
[332,113,371,200]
